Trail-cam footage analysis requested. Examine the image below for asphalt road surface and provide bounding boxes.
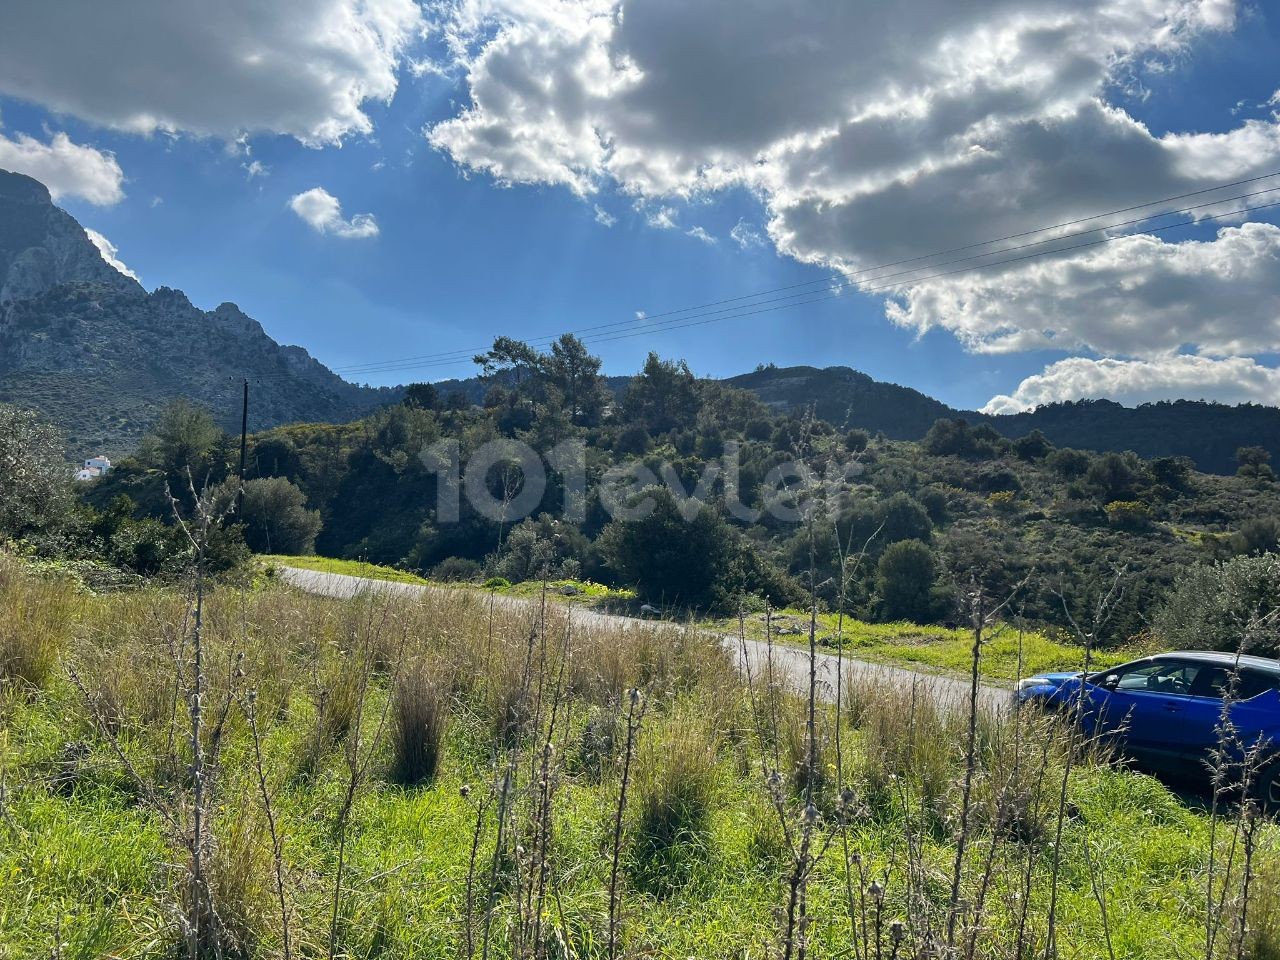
[278,566,1009,713]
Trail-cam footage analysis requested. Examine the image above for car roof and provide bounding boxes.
[1151,651,1280,676]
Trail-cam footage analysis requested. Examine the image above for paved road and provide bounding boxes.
[278,566,1008,712]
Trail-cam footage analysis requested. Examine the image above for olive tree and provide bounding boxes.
[1155,554,1280,657]
[0,404,74,540]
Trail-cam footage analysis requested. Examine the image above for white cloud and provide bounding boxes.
[0,130,123,204]
[643,205,678,230]
[243,160,269,179]
[885,221,1280,358]
[423,0,1280,378]
[730,219,766,250]
[686,225,716,244]
[288,187,380,238]
[593,204,616,227]
[0,0,423,146]
[84,228,139,281]
[984,356,1280,413]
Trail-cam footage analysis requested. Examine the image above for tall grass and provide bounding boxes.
[0,554,81,688]
[1,548,1277,959]
[391,659,448,786]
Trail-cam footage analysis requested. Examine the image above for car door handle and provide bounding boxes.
[1164,703,1182,712]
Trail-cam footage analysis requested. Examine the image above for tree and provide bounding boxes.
[403,382,439,410]
[544,334,607,426]
[872,492,932,545]
[250,436,302,480]
[473,336,541,384]
[141,400,224,482]
[1230,518,1280,556]
[597,487,732,607]
[1084,451,1140,503]
[235,477,322,555]
[1237,445,1274,480]
[922,418,1002,459]
[1012,429,1053,461]
[1047,447,1091,480]
[1155,554,1280,657]
[621,353,699,435]
[876,540,938,622]
[0,404,74,540]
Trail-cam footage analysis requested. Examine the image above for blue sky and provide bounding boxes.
[1,0,1278,413]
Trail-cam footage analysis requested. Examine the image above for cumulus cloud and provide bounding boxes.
[593,204,616,227]
[84,228,139,281]
[686,225,716,244]
[0,0,423,145]
[288,187,380,238]
[886,221,1280,357]
[983,356,1280,413]
[423,0,1280,375]
[0,130,123,204]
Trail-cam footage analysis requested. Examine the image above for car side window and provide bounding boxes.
[1238,670,1280,701]
[1190,666,1232,699]
[1114,662,1202,696]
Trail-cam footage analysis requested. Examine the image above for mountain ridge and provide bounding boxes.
[0,169,397,455]
[2,169,1275,473]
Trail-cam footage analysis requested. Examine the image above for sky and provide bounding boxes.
[1,0,1278,414]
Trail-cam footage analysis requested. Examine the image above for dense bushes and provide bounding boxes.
[1155,554,1280,657]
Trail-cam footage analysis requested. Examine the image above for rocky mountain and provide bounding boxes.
[0,170,396,455]
[4,169,1274,473]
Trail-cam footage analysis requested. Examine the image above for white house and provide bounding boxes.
[73,454,112,482]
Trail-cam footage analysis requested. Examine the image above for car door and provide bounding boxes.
[1147,666,1280,773]
[1157,665,1230,769]
[1089,660,1206,767]
[1226,671,1280,768]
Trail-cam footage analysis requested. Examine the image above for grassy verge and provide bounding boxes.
[262,556,1137,683]
[263,555,636,611]
[259,553,431,586]
[708,608,1140,681]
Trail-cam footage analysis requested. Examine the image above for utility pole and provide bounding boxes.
[237,377,249,518]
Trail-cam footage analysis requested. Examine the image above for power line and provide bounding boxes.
[325,169,1280,377]
[305,191,1280,379]
[245,179,1280,386]
[578,196,1280,349]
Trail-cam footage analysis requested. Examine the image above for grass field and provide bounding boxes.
[1,552,1277,958]
[260,554,432,586]
[710,609,1141,681]
[263,556,1127,683]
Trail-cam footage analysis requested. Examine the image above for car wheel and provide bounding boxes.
[1256,760,1280,814]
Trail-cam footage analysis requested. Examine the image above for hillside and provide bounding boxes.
[4,168,1275,472]
[731,364,1280,474]
[0,169,396,455]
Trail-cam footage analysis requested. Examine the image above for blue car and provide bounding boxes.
[1015,650,1280,810]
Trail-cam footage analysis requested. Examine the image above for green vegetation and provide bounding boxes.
[181,336,1276,648]
[14,330,1267,658]
[0,553,1276,959]
[261,553,430,586]
[711,609,1135,681]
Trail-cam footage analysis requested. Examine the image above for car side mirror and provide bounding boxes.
[1101,674,1121,690]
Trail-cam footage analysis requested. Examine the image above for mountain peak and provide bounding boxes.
[0,169,53,205]
[0,168,142,303]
